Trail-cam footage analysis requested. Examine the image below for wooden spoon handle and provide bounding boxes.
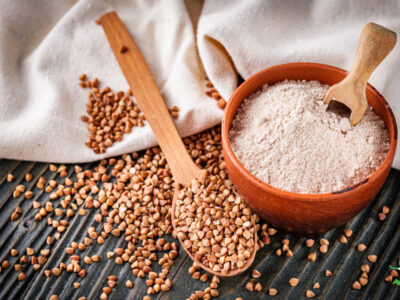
[349,22,397,83]
[99,12,200,184]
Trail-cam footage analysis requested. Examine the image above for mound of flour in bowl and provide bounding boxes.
[229,80,390,194]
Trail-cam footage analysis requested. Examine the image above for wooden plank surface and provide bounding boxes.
[0,130,399,300]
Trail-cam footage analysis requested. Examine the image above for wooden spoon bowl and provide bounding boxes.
[171,184,257,277]
[222,62,397,236]
[99,12,257,276]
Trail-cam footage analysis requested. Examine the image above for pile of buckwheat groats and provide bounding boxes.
[174,172,256,275]
[79,75,179,154]
[80,74,221,155]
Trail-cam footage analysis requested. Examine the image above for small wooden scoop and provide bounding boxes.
[99,12,257,276]
[324,22,396,125]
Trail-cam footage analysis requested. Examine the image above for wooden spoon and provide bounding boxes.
[323,22,396,125]
[98,11,257,277]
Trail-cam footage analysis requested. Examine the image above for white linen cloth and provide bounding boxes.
[0,0,399,168]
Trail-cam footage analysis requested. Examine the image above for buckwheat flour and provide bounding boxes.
[229,80,390,194]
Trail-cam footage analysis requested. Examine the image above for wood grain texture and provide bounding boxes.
[99,11,202,185]
[0,159,398,299]
[324,22,397,125]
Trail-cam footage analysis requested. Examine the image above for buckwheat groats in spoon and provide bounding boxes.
[173,171,257,276]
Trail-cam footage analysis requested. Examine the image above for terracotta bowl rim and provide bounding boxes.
[221,62,398,202]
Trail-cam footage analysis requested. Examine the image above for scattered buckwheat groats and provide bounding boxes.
[276,238,294,257]
[189,274,220,299]
[0,124,277,299]
[25,173,33,182]
[353,280,362,290]
[305,239,315,248]
[7,173,15,182]
[381,206,390,214]
[289,278,299,287]
[269,288,278,296]
[79,75,180,154]
[343,228,353,237]
[204,77,227,110]
[357,244,367,252]
[306,290,315,298]
[352,263,372,290]
[252,270,261,278]
[378,212,387,221]
[79,75,146,154]
[173,172,256,275]
[10,206,22,221]
[378,205,391,221]
[308,252,317,262]
[168,106,180,119]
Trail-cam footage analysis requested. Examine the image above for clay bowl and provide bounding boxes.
[221,62,397,236]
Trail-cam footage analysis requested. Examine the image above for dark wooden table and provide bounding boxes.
[0,158,399,300]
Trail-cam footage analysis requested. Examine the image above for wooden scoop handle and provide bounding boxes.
[324,22,396,125]
[99,12,201,185]
[349,22,396,83]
